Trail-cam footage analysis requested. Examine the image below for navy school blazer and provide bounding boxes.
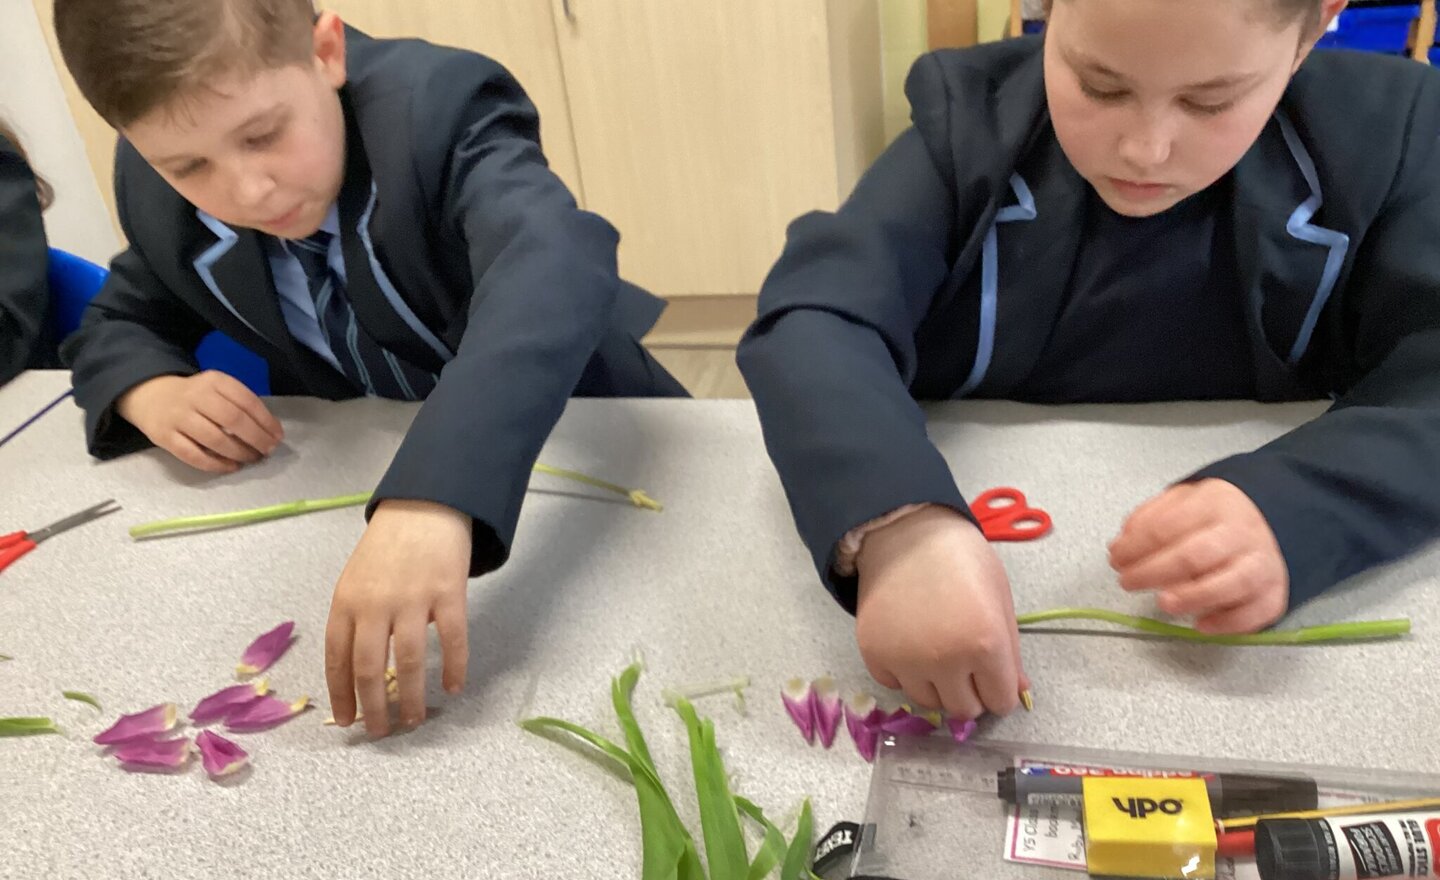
[0,132,57,386]
[739,38,1440,613]
[63,28,682,576]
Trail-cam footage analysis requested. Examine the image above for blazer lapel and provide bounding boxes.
[974,128,1088,396]
[191,211,359,399]
[1230,112,1351,398]
[333,98,452,374]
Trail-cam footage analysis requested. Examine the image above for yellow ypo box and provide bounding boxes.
[1083,776,1218,879]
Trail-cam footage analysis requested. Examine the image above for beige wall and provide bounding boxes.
[879,0,927,143]
[0,0,119,263]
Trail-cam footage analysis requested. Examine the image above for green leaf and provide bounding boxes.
[735,797,787,880]
[0,654,12,661]
[613,663,659,778]
[780,800,814,880]
[522,716,699,880]
[675,698,748,880]
[0,716,60,737]
[62,690,102,712]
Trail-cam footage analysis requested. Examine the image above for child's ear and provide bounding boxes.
[313,10,348,88]
[1292,0,1349,73]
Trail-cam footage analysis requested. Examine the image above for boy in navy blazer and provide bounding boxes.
[740,0,1440,720]
[54,0,684,736]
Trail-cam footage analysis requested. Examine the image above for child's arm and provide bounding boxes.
[326,55,630,735]
[1117,74,1440,628]
[65,148,281,467]
[0,143,51,385]
[737,103,974,610]
[737,57,1026,717]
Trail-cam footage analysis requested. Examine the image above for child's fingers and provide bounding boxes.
[195,392,280,456]
[210,373,285,442]
[1155,561,1259,618]
[939,673,988,722]
[897,675,944,713]
[433,592,469,694]
[352,620,394,738]
[1194,593,1288,635]
[1109,486,1213,567]
[181,413,262,464]
[324,612,358,726]
[1115,524,1232,591]
[167,431,240,474]
[974,647,1021,716]
[391,614,429,729]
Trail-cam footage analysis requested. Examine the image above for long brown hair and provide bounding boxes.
[0,121,54,211]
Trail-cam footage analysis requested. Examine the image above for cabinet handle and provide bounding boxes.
[562,0,576,22]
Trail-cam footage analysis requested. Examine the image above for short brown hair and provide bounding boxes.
[1045,0,1324,34]
[54,0,318,128]
[0,121,54,210]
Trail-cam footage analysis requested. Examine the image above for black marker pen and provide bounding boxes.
[997,766,1318,819]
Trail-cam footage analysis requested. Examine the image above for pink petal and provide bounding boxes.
[947,717,978,744]
[781,678,816,745]
[236,621,295,678]
[195,730,250,777]
[114,736,192,770]
[812,677,843,749]
[844,693,885,763]
[93,703,178,745]
[879,707,938,737]
[190,680,269,725]
[224,695,311,732]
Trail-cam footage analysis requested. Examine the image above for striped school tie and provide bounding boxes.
[286,231,437,401]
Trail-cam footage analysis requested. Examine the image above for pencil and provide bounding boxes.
[1218,797,1440,831]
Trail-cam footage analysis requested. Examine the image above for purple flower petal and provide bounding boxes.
[781,678,816,745]
[93,703,178,745]
[844,693,885,763]
[223,695,311,732]
[236,621,295,678]
[195,730,250,777]
[114,736,192,770]
[812,677,843,749]
[947,717,978,744]
[190,680,270,726]
[879,707,938,737]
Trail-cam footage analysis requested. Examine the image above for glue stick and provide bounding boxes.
[1254,812,1440,880]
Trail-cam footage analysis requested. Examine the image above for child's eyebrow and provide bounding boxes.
[146,108,286,165]
[1061,45,1261,92]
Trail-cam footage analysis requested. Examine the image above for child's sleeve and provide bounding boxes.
[365,55,627,578]
[736,58,982,612]
[63,147,214,458]
[1191,75,1440,610]
[0,144,53,386]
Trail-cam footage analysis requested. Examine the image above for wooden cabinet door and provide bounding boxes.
[324,0,585,201]
[551,0,881,297]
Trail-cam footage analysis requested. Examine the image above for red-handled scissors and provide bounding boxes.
[0,499,121,574]
[969,487,1052,542]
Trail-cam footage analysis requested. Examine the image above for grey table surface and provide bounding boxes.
[1,371,1435,879]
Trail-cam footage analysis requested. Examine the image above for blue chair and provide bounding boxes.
[47,247,272,395]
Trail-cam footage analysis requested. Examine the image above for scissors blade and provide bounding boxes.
[28,499,121,544]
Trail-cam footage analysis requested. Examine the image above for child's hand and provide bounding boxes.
[854,506,1029,721]
[1110,479,1289,633]
[324,499,471,738]
[117,371,283,473]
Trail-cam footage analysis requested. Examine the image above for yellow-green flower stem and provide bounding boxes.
[532,463,663,511]
[1017,607,1410,645]
[129,464,661,539]
[129,492,373,539]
